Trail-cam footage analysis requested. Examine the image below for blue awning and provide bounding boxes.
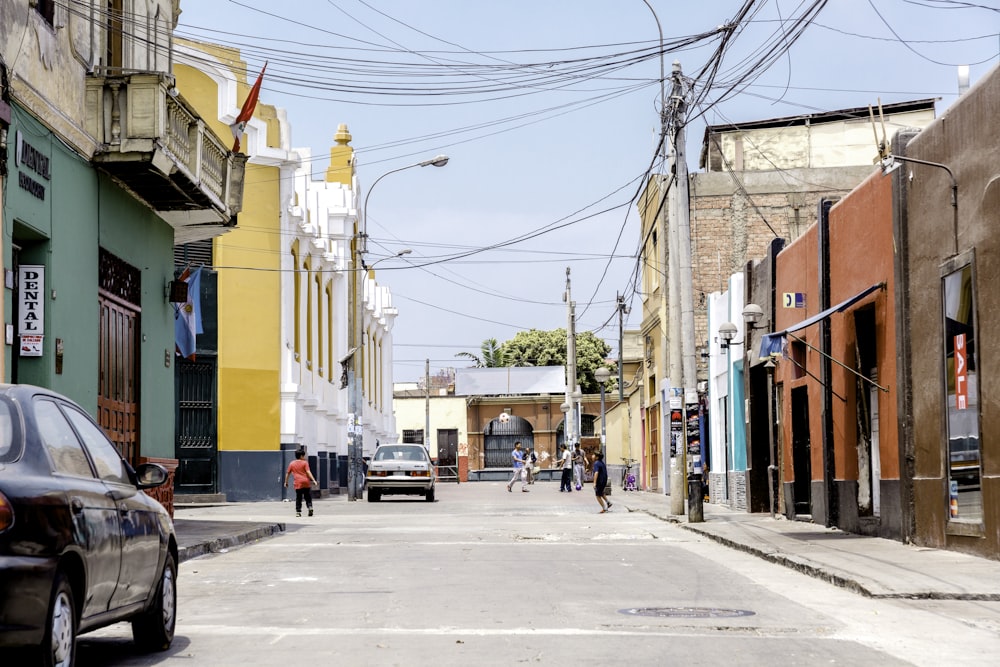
[759,282,885,359]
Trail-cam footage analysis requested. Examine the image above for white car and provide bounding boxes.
[366,444,436,502]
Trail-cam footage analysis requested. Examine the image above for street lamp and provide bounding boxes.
[365,248,412,273]
[348,155,449,501]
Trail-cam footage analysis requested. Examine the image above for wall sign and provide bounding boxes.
[18,265,44,357]
[15,130,50,201]
[782,292,806,309]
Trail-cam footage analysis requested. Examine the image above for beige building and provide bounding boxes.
[393,381,467,472]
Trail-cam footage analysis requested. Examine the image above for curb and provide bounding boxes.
[177,523,286,563]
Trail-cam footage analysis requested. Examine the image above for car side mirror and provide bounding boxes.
[135,462,168,489]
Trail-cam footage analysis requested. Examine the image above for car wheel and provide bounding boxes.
[40,572,76,667]
[425,487,435,502]
[131,552,177,652]
[367,488,381,502]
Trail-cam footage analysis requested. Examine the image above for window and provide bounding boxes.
[64,406,130,485]
[402,429,424,444]
[0,400,19,463]
[35,0,55,25]
[790,340,807,380]
[35,400,93,478]
[942,259,982,524]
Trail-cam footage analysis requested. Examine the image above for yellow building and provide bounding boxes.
[172,40,399,501]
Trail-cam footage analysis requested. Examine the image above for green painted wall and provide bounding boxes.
[3,103,176,459]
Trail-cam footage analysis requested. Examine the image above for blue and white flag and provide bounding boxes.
[174,267,203,360]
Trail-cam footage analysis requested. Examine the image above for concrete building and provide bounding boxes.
[680,100,936,510]
[394,374,467,479]
[895,64,1000,559]
[172,41,399,501]
[0,1,245,513]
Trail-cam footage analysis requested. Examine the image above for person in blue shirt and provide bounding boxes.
[506,441,529,492]
[592,451,612,513]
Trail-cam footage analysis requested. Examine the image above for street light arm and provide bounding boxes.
[365,248,413,272]
[361,155,450,254]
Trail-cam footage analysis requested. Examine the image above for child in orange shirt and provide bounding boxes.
[284,448,317,517]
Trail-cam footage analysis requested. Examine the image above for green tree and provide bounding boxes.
[454,338,508,368]
[500,329,612,393]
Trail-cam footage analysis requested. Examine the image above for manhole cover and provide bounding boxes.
[619,607,755,618]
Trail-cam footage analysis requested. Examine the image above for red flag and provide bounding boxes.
[230,62,267,153]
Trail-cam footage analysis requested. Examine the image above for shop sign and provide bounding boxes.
[18,265,44,357]
[15,130,50,201]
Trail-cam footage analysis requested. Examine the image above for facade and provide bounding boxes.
[896,65,1000,558]
[766,173,900,535]
[393,380,468,479]
[172,41,398,501]
[672,101,936,510]
[730,65,1000,559]
[0,1,244,513]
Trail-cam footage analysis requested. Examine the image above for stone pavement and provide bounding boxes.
[172,487,1000,601]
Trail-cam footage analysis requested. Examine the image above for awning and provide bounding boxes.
[759,282,885,358]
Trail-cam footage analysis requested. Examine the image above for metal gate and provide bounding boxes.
[483,415,533,467]
[175,357,217,493]
[98,249,141,465]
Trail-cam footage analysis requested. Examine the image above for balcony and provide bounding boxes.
[86,72,247,244]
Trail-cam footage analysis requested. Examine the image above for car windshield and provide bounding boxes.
[374,446,427,462]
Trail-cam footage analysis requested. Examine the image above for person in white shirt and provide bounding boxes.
[555,444,573,492]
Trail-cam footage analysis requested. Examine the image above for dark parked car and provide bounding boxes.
[0,385,177,667]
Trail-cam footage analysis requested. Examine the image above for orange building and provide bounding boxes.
[767,170,901,538]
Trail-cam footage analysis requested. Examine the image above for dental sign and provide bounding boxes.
[18,266,44,357]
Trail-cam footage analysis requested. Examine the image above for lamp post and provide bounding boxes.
[348,155,448,501]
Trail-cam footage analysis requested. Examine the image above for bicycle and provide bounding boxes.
[621,458,638,492]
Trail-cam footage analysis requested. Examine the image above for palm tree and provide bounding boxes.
[455,338,508,367]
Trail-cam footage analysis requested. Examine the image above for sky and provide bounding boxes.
[175,0,1000,383]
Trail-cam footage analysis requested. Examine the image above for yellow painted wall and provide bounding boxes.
[174,50,282,452]
[215,162,281,451]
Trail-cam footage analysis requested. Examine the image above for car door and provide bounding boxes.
[62,404,162,611]
[33,398,122,619]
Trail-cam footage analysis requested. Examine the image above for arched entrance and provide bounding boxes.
[483,415,533,467]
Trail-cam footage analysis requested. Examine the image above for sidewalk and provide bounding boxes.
[171,489,1000,601]
[173,505,286,563]
[616,490,1000,600]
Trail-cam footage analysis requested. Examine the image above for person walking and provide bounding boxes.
[592,451,612,513]
[507,441,529,492]
[572,444,585,491]
[284,448,318,517]
[554,444,573,492]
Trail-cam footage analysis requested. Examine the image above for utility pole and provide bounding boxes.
[425,358,431,454]
[669,61,701,520]
[563,268,578,444]
[668,61,698,515]
[617,293,630,461]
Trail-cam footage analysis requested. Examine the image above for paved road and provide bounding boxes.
[79,482,1000,666]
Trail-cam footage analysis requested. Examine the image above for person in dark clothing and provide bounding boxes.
[555,444,572,492]
[592,452,611,513]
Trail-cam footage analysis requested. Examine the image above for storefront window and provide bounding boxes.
[942,261,982,523]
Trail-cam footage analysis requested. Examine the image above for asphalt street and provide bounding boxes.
[75,482,1000,666]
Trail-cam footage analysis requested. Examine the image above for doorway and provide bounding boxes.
[791,386,812,517]
[98,249,141,466]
